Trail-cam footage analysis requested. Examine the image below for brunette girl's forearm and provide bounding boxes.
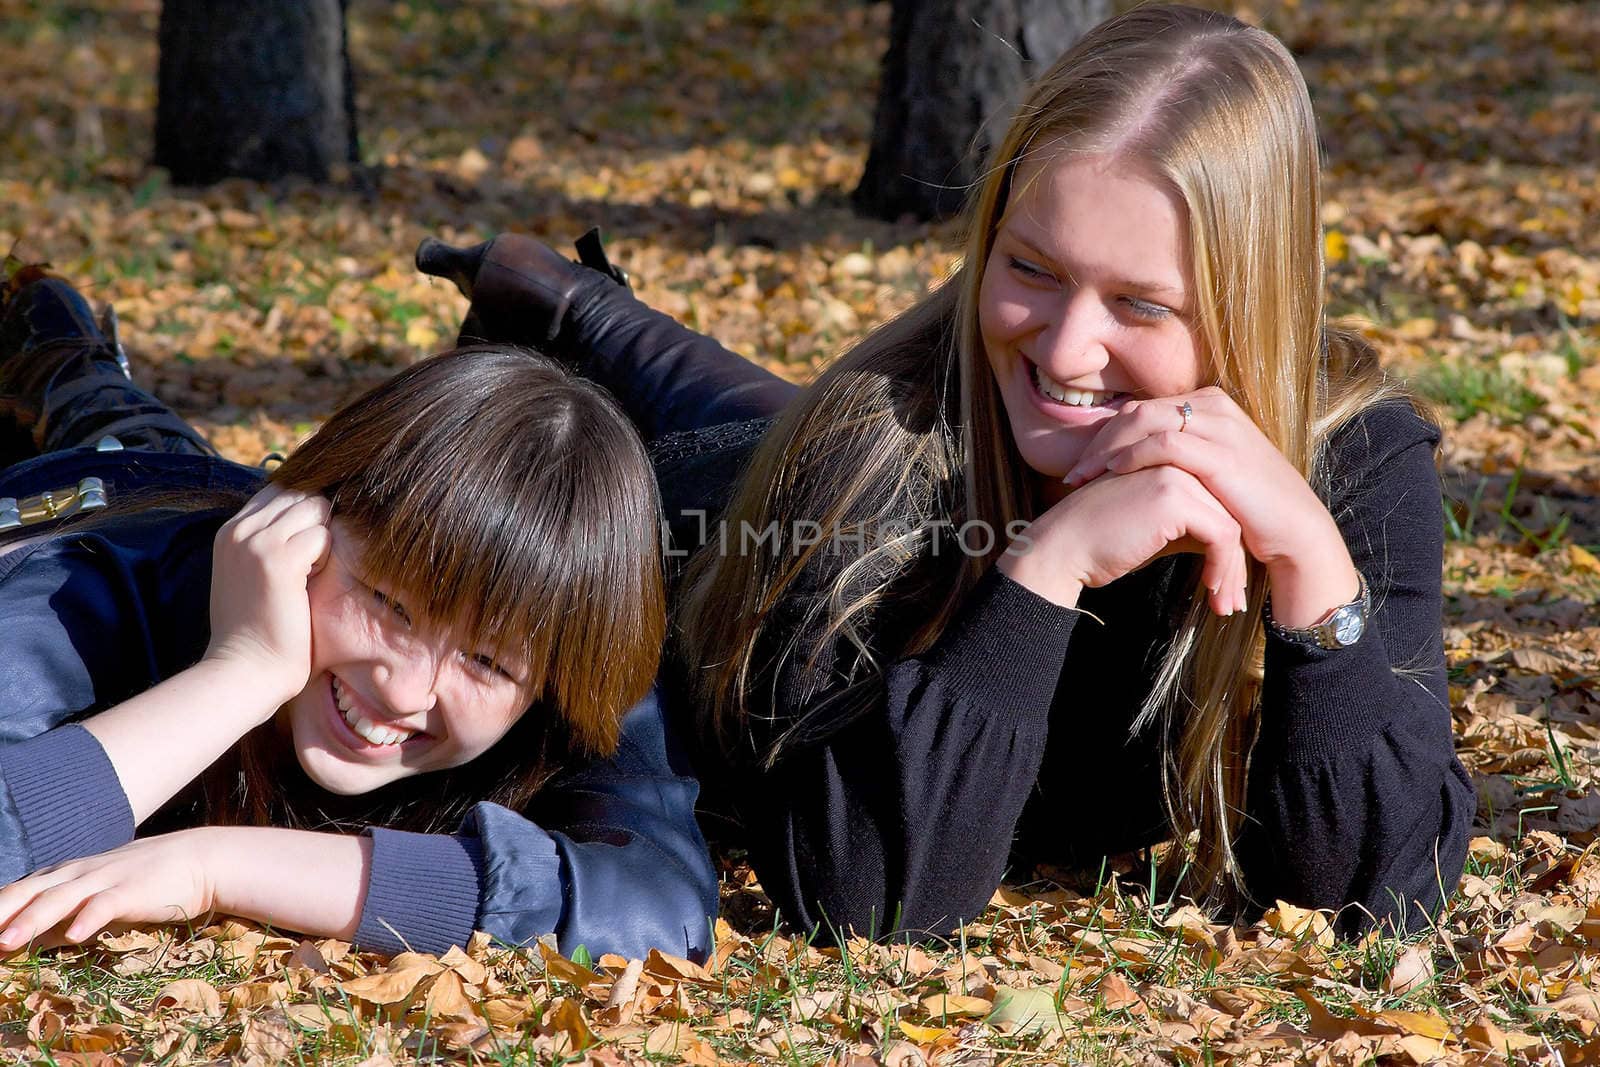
[204,827,370,940]
[81,656,291,825]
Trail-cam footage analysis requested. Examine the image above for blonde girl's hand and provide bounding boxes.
[0,831,217,953]
[999,464,1249,616]
[1060,387,1361,626]
[204,484,333,709]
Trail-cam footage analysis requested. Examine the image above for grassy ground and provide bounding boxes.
[2,0,1598,1062]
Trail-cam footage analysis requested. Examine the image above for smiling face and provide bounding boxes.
[279,521,533,796]
[978,152,1204,498]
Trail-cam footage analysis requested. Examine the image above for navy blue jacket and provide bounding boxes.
[0,447,718,960]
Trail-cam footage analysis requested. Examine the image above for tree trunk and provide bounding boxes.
[853,0,1108,222]
[155,0,357,185]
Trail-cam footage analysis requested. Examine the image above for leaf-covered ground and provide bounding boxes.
[2,0,1598,1062]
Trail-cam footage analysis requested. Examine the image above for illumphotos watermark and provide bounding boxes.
[662,510,1035,559]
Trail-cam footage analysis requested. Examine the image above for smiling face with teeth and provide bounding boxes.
[977,151,1204,499]
[277,522,534,796]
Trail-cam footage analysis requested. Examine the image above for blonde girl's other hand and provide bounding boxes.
[0,831,218,953]
[204,485,333,711]
[999,464,1250,617]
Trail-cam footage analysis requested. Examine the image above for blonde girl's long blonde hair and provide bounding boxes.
[679,4,1416,904]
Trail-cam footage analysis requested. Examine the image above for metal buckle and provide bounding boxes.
[2,478,109,529]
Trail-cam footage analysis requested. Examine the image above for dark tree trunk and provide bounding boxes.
[853,0,1108,222]
[155,0,358,185]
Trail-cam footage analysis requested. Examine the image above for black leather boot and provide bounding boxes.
[0,276,211,459]
[416,232,799,443]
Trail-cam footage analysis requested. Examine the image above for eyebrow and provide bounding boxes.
[1002,228,1188,302]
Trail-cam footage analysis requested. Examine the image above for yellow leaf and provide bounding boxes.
[1325,230,1347,262]
[1352,1003,1453,1040]
[1569,544,1600,576]
[920,993,993,1018]
[898,1021,950,1043]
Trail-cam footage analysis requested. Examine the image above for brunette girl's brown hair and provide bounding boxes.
[201,345,665,834]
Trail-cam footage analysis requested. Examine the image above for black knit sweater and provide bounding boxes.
[649,401,1473,939]
[562,267,1472,940]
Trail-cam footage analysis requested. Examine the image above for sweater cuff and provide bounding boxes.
[356,829,485,957]
[1256,625,1401,762]
[925,566,1079,716]
[0,724,134,869]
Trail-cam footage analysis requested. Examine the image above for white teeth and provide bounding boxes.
[1033,366,1114,407]
[333,679,412,746]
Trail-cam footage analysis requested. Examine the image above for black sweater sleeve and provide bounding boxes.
[725,565,1081,940]
[1236,403,1474,933]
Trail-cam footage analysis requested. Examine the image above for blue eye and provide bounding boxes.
[1120,296,1171,321]
[1007,255,1053,281]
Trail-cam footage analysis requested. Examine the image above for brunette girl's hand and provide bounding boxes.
[999,464,1249,616]
[204,485,332,709]
[1060,387,1361,626]
[0,831,217,953]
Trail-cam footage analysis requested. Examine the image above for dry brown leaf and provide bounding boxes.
[152,978,223,1019]
[339,964,438,1007]
[421,968,478,1022]
[481,996,537,1029]
[597,957,644,1026]
[546,996,597,1050]
[285,940,330,974]
[1261,900,1336,949]
[1461,1015,1543,1052]
[1097,973,1145,1014]
[643,948,717,986]
[540,941,604,988]
[223,981,291,1016]
[239,1011,300,1062]
[1383,945,1436,995]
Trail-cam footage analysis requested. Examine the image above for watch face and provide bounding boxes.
[1331,606,1365,647]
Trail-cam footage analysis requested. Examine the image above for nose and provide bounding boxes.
[370,636,441,716]
[1031,288,1109,376]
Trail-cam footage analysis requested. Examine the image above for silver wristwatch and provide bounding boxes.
[1265,573,1370,650]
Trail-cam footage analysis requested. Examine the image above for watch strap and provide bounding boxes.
[1265,572,1370,650]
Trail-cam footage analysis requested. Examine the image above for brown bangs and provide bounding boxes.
[270,345,665,758]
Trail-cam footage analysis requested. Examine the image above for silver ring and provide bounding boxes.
[1179,401,1193,432]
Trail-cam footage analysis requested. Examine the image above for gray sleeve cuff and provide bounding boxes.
[355,828,485,957]
[0,724,134,869]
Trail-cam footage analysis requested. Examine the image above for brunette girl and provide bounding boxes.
[0,271,717,959]
[428,4,1473,939]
